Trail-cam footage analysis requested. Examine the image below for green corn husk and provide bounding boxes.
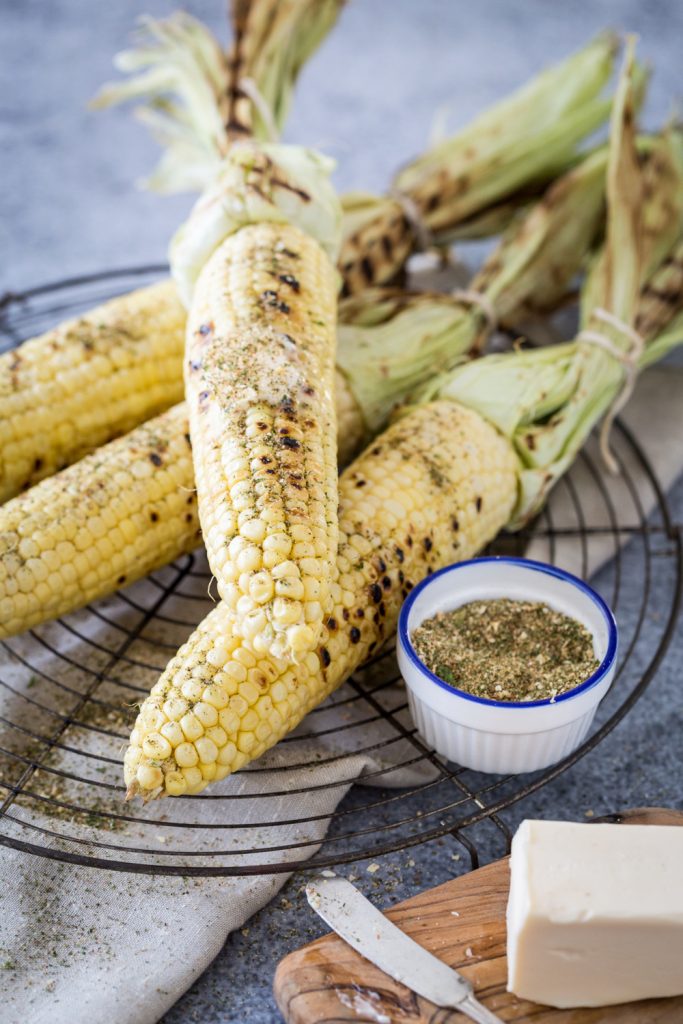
[415,41,683,529]
[94,24,632,296]
[169,140,342,306]
[94,3,348,306]
[335,138,619,445]
[580,126,683,320]
[396,34,619,236]
[338,34,634,294]
[92,2,344,192]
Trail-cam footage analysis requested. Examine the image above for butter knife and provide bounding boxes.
[306,874,503,1024]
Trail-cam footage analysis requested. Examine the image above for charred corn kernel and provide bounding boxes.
[0,404,200,639]
[125,401,519,798]
[0,280,185,502]
[339,195,415,297]
[186,222,338,663]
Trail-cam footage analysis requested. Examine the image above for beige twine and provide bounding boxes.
[388,188,435,253]
[451,288,498,334]
[577,307,645,474]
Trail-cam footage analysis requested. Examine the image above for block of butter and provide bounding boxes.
[506,819,683,1008]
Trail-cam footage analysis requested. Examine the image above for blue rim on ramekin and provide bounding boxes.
[398,556,618,709]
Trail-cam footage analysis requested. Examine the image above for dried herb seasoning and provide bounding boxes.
[411,598,599,702]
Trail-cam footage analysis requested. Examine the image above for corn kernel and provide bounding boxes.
[142,733,172,760]
[217,741,238,766]
[181,679,204,702]
[202,683,229,709]
[193,701,218,728]
[175,742,199,768]
[181,766,203,789]
[164,771,187,796]
[160,721,184,748]
[136,764,163,791]
[195,737,218,764]
[180,712,203,742]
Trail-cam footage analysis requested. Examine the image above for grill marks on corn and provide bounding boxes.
[339,206,414,296]
[635,243,683,339]
[0,280,186,503]
[186,222,339,662]
[125,400,519,798]
[0,404,200,638]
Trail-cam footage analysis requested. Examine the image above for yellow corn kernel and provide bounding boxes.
[164,771,187,796]
[174,742,199,768]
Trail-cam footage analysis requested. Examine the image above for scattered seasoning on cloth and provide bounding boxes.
[411,598,599,702]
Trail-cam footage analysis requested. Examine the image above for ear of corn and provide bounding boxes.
[107,0,347,669]
[125,400,519,799]
[0,404,199,636]
[186,221,339,662]
[0,280,184,504]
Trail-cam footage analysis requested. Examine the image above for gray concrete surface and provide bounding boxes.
[2,2,683,1022]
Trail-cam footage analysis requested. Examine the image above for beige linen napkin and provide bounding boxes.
[1,364,681,1024]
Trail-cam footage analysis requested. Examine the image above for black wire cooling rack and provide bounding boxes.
[0,267,681,877]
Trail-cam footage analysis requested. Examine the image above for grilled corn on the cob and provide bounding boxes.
[0,404,199,636]
[0,280,184,503]
[125,400,518,798]
[185,221,339,662]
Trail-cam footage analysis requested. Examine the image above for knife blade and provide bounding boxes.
[306,874,503,1024]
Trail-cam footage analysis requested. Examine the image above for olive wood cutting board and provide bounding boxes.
[274,807,683,1023]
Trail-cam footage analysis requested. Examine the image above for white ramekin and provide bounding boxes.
[396,557,618,774]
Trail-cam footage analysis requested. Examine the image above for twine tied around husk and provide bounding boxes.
[451,287,499,335]
[388,187,435,253]
[577,307,645,474]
